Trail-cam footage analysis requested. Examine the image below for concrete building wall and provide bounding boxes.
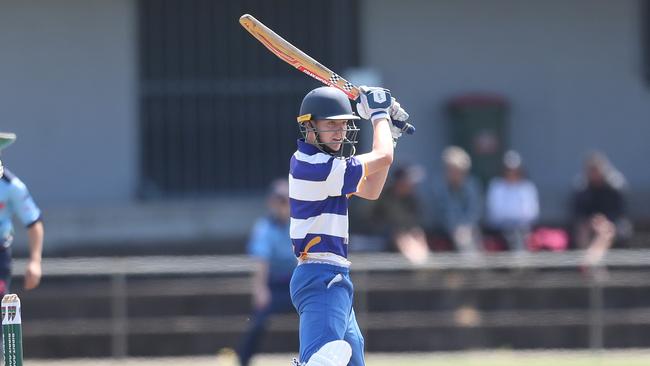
[0,0,137,205]
[363,0,650,220]
[1,0,649,253]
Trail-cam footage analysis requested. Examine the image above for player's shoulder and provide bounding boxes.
[1,169,27,191]
[254,215,270,226]
[252,216,286,237]
[343,155,362,166]
[291,151,335,181]
[1,168,19,185]
[292,149,333,166]
[253,216,275,231]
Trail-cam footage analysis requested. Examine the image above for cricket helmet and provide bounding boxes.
[296,87,360,158]
[297,87,360,122]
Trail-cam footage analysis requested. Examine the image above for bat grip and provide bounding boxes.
[402,122,416,135]
[392,119,416,135]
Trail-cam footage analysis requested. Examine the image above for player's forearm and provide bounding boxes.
[27,221,44,262]
[370,117,394,169]
[356,118,394,199]
[358,118,393,173]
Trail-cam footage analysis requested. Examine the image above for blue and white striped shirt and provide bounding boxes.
[289,140,366,267]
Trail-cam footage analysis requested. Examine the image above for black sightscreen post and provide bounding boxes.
[640,0,650,87]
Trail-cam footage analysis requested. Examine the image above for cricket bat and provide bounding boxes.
[239,14,414,133]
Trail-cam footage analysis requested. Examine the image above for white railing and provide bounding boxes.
[13,249,650,277]
[11,249,650,357]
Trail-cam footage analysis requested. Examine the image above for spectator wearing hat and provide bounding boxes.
[485,150,539,252]
[433,146,483,255]
[572,152,631,267]
[371,164,429,264]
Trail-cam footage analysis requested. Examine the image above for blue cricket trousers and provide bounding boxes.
[290,263,364,366]
[237,282,294,366]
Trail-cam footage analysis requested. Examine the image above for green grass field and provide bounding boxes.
[26,350,650,366]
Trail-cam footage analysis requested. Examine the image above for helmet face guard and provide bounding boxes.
[298,120,360,158]
[297,87,361,158]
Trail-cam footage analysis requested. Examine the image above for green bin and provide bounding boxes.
[446,94,509,186]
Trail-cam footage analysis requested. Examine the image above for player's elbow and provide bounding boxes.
[378,151,393,167]
[365,191,382,200]
[356,189,382,200]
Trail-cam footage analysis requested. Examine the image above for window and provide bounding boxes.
[139,0,360,197]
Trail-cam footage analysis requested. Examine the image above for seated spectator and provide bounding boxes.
[433,146,483,255]
[371,164,429,264]
[486,150,539,252]
[572,152,632,266]
[348,197,389,253]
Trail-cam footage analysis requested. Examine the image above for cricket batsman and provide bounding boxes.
[289,86,411,366]
[0,133,44,295]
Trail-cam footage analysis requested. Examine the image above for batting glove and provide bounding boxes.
[389,98,409,122]
[389,98,416,135]
[356,86,392,123]
[389,125,402,147]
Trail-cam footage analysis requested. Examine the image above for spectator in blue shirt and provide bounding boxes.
[238,179,295,366]
[433,146,483,255]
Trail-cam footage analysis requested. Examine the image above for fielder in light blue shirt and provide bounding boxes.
[238,179,295,366]
[0,132,44,295]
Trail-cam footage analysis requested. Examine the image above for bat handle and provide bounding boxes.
[392,119,416,135]
[402,122,416,135]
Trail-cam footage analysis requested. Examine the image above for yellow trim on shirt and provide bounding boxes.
[299,236,322,260]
